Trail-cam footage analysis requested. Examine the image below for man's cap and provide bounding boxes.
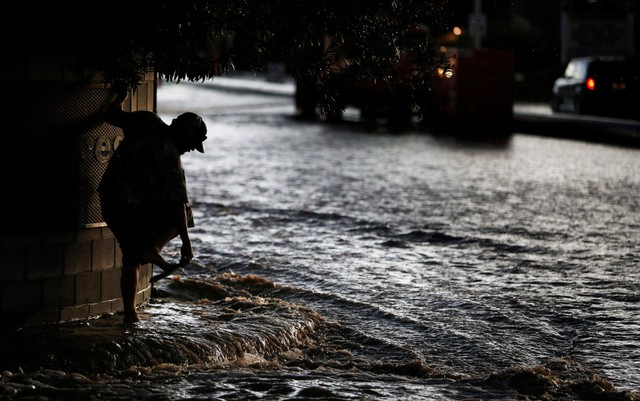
[174,112,208,153]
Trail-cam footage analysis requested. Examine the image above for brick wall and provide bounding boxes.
[0,226,152,326]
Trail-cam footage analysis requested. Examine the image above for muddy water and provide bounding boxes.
[1,81,638,400]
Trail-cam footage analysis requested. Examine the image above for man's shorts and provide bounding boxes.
[100,200,179,263]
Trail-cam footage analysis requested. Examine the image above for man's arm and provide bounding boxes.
[104,86,129,127]
[176,203,193,266]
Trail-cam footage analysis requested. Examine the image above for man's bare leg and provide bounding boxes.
[140,226,180,272]
[140,248,175,272]
[121,262,141,323]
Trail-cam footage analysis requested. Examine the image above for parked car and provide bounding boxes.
[551,56,639,119]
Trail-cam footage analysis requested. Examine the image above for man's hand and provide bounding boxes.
[179,243,194,267]
[113,82,129,105]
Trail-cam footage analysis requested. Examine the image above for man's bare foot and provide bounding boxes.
[124,310,140,324]
[149,263,180,283]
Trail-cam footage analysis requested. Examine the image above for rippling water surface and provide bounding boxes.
[1,81,638,400]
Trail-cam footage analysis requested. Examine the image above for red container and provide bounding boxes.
[431,48,514,130]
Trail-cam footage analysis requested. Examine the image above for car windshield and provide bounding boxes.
[565,60,587,79]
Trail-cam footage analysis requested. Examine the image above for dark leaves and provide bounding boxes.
[9,0,447,112]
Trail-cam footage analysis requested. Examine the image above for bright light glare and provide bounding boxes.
[586,77,596,90]
[453,26,462,36]
[438,68,454,78]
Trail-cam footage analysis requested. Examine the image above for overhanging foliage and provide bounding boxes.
[8,0,448,114]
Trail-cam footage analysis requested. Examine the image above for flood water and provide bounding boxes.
[1,80,639,400]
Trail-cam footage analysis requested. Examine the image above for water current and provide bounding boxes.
[1,79,638,400]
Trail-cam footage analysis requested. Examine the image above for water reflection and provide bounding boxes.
[2,81,639,400]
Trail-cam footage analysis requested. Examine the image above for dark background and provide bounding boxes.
[440,0,638,102]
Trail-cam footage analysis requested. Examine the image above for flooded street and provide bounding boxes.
[1,79,639,400]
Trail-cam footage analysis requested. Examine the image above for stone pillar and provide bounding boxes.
[0,56,155,327]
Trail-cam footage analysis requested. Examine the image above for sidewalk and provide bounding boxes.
[195,72,295,97]
[513,102,640,148]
